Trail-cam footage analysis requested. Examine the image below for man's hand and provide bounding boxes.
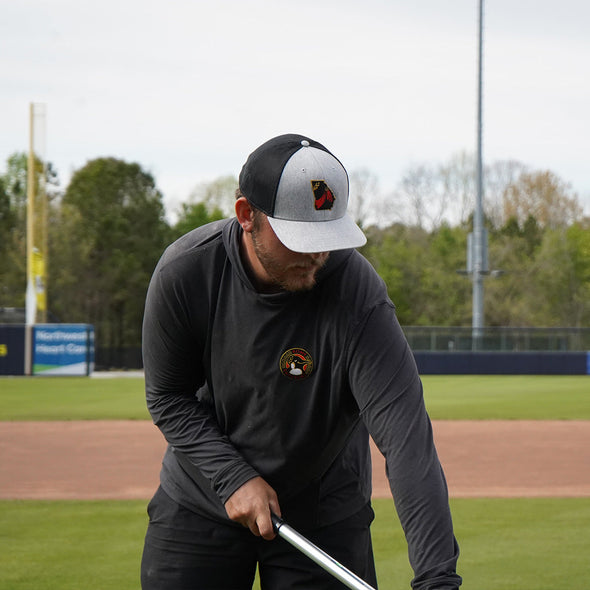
[224,476,281,540]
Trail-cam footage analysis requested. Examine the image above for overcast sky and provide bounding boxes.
[2,0,589,218]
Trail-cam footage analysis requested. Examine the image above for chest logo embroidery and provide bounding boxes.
[279,348,314,380]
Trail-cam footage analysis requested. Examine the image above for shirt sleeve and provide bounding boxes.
[348,301,462,590]
[142,260,260,504]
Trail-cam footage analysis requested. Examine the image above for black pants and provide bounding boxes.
[141,487,378,590]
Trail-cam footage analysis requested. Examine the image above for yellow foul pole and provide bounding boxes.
[26,103,36,326]
[25,103,48,326]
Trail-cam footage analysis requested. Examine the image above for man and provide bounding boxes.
[141,134,461,590]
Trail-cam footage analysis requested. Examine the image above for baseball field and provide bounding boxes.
[1,374,589,589]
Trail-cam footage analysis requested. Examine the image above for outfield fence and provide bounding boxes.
[3,324,590,374]
[413,351,590,375]
[404,327,590,374]
[403,326,590,352]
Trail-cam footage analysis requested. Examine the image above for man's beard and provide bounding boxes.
[250,229,328,292]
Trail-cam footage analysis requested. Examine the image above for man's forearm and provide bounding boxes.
[147,389,259,502]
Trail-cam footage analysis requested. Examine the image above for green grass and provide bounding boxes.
[1,375,588,588]
[1,498,589,590]
[0,374,588,421]
[448,498,590,590]
[0,376,149,420]
[0,500,147,590]
[421,375,590,420]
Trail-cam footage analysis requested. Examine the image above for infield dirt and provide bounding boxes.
[1,420,589,500]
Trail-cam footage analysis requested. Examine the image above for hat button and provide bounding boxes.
[301,140,310,147]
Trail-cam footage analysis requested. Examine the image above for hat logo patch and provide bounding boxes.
[311,180,335,211]
[279,348,314,380]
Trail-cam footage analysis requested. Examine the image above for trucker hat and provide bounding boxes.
[238,133,367,253]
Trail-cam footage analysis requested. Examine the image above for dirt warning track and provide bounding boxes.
[1,420,589,500]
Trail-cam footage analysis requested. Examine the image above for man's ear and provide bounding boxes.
[235,196,255,233]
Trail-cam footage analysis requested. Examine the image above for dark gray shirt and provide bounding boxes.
[143,218,461,589]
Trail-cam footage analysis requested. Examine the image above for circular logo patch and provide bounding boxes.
[279,348,314,380]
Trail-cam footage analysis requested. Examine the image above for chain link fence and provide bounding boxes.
[403,326,590,352]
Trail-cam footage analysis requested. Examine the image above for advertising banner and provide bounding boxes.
[33,324,94,376]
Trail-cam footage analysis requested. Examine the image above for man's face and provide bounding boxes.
[250,212,329,292]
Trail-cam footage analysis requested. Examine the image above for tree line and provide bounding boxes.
[1,152,589,364]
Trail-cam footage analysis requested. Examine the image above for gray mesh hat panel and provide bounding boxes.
[273,146,349,222]
[239,134,331,216]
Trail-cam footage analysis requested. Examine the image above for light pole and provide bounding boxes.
[472,0,485,350]
[458,0,503,350]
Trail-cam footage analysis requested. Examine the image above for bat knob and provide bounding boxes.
[270,513,284,533]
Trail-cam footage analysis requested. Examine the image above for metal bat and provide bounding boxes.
[271,513,376,590]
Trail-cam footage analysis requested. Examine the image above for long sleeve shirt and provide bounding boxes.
[142,217,461,589]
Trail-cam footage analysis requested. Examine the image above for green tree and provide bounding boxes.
[521,215,543,256]
[3,153,28,217]
[188,175,238,218]
[0,177,20,304]
[169,175,236,240]
[484,214,545,327]
[172,201,225,241]
[0,152,60,307]
[419,224,471,325]
[51,158,171,357]
[363,221,470,326]
[0,154,29,306]
[362,225,419,324]
[532,223,590,327]
[0,178,16,253]
[486,226,539,326]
